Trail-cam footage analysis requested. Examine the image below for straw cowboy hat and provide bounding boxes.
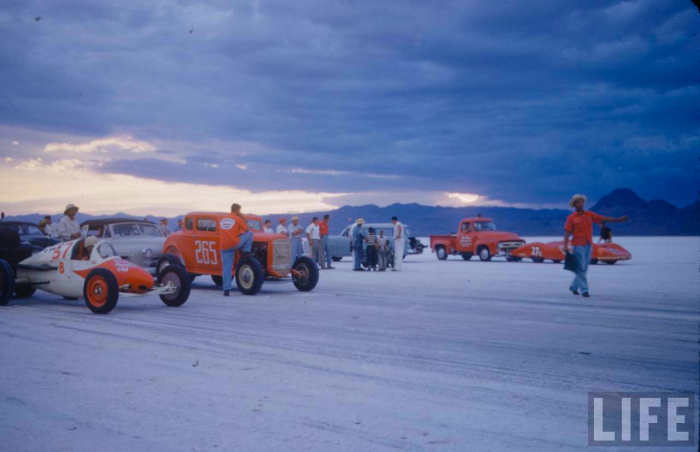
[569,194,587,207]
[64,203,79,215]
[356,217,365,225]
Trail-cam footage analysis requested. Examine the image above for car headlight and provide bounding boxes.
[143,248,153,259]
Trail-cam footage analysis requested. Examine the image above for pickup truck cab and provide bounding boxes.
[430,218,525,261]
[160,212,318,295]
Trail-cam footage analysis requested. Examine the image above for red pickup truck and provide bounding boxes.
[430,218,526,261]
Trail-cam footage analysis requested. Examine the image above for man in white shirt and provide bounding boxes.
[263,220,274,233]
[58,204,82,241]
[391,216,404,271]
[288,216,304,262]
[276,218,288,235]
[305,217,323,269]
[44,215,60,238]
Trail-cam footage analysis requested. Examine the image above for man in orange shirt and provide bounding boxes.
[219,203,253,296]
[563,194,627,297]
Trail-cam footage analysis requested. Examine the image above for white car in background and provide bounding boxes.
[81,219,166,273]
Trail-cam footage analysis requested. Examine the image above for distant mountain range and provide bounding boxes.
[2,189,697,236]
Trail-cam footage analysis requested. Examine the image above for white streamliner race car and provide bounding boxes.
[0,237,192,314]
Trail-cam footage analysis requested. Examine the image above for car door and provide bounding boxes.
[457,221,473,252]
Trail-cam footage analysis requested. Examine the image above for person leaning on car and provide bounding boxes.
[58,203,82,241]
[219,203,254,297]
[563,194,627,298]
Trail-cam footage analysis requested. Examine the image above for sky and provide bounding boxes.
[0,0,698,216]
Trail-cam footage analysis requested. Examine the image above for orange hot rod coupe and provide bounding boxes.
[508,241,632,264]
[158,212,319,295]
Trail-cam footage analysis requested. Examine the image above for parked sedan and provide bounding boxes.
[81,218,166,273]
[0,221,59,249]
[326,222,425,263]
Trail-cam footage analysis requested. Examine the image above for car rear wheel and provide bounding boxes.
[236,258,264,295]
[552,260,562,264]
[292,256,319,292]
[83,268,119,314]
[157,254,180,281]
[478,247,492,261]
[331,256,342,262]
[590,259,599,265]
[605,260,617,265]
[0,259,14,306]
[158,264,191,307]
[531,257,544,263]
[436,246,447,260]
[461,253,472,261]
[14,285,36,298]
[211,275,223,286]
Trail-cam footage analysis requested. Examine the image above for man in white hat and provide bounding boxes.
[288,216,304,262]
[391,216,404,271]
[351,217,367,271]
[563,194,627,297]
[58,204,82,241]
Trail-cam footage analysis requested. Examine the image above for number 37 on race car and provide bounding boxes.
[0,238,192,314]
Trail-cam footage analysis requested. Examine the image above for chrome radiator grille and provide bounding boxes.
[272,239,292,271]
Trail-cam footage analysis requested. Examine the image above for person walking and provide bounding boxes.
[263,220,274,233]
[306,217,323,269]
[288,216,304,262]
[564,194,627,297]
[391,216,404,271]
[365,227,378,271]
[376,230,388,271]
[58,204,82,241]
[598,222,612,243]
[219,203,254,297]
[320,214,334,269]
[352,218,367,271]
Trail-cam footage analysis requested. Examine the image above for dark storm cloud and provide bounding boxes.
[0,0,697,206]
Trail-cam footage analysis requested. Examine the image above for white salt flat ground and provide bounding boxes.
[1,237,698,451]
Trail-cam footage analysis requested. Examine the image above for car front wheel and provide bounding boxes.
[158,264,191,307]
[436,246,447,260]
[0,259,15,306]
[83,268,119,314]
[292,256,319,292]
[478,247,492,261]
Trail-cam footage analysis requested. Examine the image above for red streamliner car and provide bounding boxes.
[508,241,632,265]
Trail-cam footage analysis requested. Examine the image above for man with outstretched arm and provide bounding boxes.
[563,194,627,298]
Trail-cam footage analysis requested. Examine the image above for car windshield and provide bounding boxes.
[96,242,118,259]
[13,224,43,235]
[138,224,163,237]
[473,221,497,231]
[247,220,262,231]
[109,223,163,237]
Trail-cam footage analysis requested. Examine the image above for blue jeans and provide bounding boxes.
[220,231,254,292]
[353,247,364,270]
[322,235,332,267]
[291,239,303,263]
[570,244,592,294]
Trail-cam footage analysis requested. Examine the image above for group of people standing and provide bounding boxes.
[272,215,334,270]
[37,203,82,242]
[351,216,404,272]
